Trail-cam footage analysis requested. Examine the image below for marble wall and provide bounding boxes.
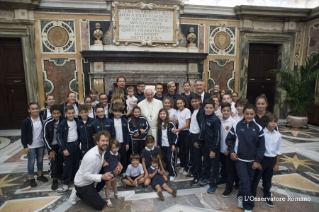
[43,59,79,104]
[208,59,235,92]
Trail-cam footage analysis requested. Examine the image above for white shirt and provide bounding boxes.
[233,114,244,123]
[215,108,222,118]
[88,108,94,118]
[73,104,78,118]
[67,120,78,142]
[114,118,124,143]
[125,163,144,177]
[189,109,200,134]
[46,108,51,119]
[198,92,205,103]
[220,116,237,153]
[161,123,169,147]
[232,101,235,108]
[52,121,59,145]
[74,146,104,186]
[92,100,99,106]
[28,117,44,149]
[126,95,138,111]
[264,128,282,157]
[168,108,177,120]
[176,108,191,131]
[104,105,109,118]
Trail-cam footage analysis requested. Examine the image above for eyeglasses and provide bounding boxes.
[232,95,238,97]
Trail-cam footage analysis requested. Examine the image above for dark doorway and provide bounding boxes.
[0,38,29,129]
[247,43,278,112]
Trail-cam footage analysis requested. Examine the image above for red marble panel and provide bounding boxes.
[81,19,90,51]
[209,60,234,91]
[44,60,76,104]
[308,25,319,55]
[198,24,205,53]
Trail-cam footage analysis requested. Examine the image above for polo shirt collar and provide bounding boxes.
[150,166,158,170]
[110,151,119,156]
[264,127,276,134]
[145,146,155,151]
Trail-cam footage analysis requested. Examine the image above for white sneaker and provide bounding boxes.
[244,210,252,212]
[62,184,69,191]
[122,173,126,177]
[238,199,243,209]
[69,188,79,205]
[182,171,188,175]
[170,176,175,182]
[179,168,184,174]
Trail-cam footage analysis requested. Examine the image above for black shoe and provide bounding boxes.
[142,183,147,188]
[190,178,200,185]
[58,175,63,182]
[37,175,48,182]
[217,179,226,185]
[235,183,239,189]
[266,199,274,207]
[186,173,193,179]
[30,179,37,187]
[51,179,58,190]
[222,189,232,197]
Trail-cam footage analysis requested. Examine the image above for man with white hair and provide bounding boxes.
[138,88,163,145]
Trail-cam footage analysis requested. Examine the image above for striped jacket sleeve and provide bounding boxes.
[43,119,53,153]
[128,118,139,137]
[226,126,236,153]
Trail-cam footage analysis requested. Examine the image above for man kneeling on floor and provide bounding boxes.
[69,130,122,210]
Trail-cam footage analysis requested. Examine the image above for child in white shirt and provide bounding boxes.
[126,86,138,111]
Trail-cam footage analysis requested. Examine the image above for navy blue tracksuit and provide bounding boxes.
[201,112,221,188]
[93,116,116,139]
[226,119,265,210]
[128,116,149,154]
[157,121,178,177]
[43,116,64,179]
[135,92,145,103]
[77,117,98,158]
[57,117,80,185]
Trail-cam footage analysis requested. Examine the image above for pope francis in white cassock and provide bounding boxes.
[138,88,163,145]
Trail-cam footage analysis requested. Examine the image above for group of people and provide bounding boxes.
[21,76,281,212]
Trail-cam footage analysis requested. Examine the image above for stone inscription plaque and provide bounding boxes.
[116,6,176,43]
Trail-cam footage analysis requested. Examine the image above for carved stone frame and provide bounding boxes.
[114,2,178,44]
[238,31,295,118]
[0,22,39,103]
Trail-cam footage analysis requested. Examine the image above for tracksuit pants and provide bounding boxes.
[220,153,227,180]
[236,160,256,210]
[178,130,190,172]
[161,146,176,177]
[49,144,63,179]
[189,133,200,178]
[75,183,105,210]
[119,143,128,173]
[62,141,80,185]
[202,142,220,188]
[251,156,276,198]
[225,154,239,191]
[80,141,95,159]
[131,139,145,155]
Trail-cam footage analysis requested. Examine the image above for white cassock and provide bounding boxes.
[138,99,163,146]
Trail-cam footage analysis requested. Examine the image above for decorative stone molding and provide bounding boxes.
[294,28,302,57]
[253,21,283,31]
[40,20,76,54]
[0,10,14,20]
[209,26,236,55]
[307,24,319,56]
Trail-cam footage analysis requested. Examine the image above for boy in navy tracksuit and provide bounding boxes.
[77,105,98,158]
[199,99,221,194]
[226,104,265,212]
[43,104,64,190]
[189,94,205,185]
[94,104,116,139]
[112,104,130,173]
[57,105,80,191]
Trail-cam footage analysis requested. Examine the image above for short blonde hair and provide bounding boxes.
[167,81,175,89]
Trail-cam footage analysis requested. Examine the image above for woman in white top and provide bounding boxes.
[40,94,56,121]
[84,96,96,118]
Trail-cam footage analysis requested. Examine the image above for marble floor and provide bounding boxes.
[1,121,319,212]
